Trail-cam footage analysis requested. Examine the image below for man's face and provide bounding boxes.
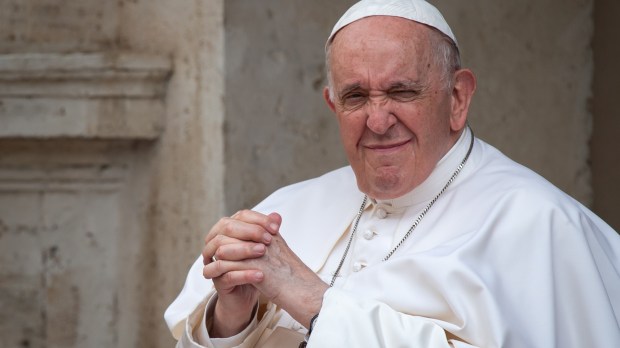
[326,16,462,200]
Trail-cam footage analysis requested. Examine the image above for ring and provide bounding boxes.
[211,255,218,263]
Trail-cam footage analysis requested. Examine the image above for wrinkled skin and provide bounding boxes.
[325,16,474,199]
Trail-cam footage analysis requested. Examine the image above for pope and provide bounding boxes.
[165,1,620,347]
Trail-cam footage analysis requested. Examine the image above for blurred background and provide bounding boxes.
[0,0,617,347]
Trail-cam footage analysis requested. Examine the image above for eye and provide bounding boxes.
[389,90,419,102]
[340,92,367,109]
[345,92,365,101]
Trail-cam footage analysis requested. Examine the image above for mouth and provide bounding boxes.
[364,139,412,151]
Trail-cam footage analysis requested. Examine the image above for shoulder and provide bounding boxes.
[460,139,611,231]
[471,139,578,204]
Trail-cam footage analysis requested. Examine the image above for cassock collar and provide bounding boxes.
[370,127,472,211]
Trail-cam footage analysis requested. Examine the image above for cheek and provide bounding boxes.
[337,114,365,148]
[405,99,449,135]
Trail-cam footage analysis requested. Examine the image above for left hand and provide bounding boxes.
[203,223,329,329]
[251,231,329,328]
[201,210,281,337]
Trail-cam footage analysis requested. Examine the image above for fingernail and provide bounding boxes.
[254,271,264,281]
[253,243,265,253]
[269,223,279,233]
[263,233,272,243]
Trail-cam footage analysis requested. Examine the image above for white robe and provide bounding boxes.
[165,131,620,347]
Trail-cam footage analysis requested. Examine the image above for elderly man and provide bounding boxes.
[165,0,620,347]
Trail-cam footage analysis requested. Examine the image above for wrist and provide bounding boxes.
[210,298,257,338]
[282,280,328,329]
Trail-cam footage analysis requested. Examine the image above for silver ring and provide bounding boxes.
[211,255,218,263]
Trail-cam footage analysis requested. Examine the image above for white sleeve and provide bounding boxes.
[174,290,280,348]
[308,288,477,348]
[165,256,280,348]
[193,293,258,348]
[165,256,214,340]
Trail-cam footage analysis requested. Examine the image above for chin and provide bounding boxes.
[366,171,409,199]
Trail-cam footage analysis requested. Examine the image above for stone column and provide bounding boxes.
[0,1,224,347]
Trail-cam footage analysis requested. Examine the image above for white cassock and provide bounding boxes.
[165,128,620,348]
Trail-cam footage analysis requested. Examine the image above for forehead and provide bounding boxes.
[329,16,435,87]
[330,16,432,58]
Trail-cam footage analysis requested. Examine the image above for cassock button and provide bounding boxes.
[352,262,366,272]
[363,229,375,240]
[376,207,388,219]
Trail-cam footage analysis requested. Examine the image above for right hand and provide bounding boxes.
[201,210,281,337]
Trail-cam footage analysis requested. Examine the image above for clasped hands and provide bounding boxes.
[202,210,328,338]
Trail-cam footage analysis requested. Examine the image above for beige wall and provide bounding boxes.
[438,0,594,205]
[118,2,225,346]
[593,0,620,231]
[223,0,355,212]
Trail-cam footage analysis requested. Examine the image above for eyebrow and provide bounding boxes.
[337,83,363,99]
[387,80,425,90]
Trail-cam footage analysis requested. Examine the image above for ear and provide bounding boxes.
[450,68,476,132]
[323,86,337,113]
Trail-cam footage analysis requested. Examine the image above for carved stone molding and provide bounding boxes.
[0,164,126,192]
[0,52,172,139]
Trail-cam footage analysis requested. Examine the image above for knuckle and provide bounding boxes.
[222,271,234,284]
[205,219,226,243]
[221,218,235,232]
[211,260,222,276]
[202,242,214,258]
[246,226,260,240]
[216,217,229,230]
[219,271,241,288]
[213,246,223,259]
[203,258,223,278]
[237,209,250,218]
[203,265,213,279]
[214,234,226,245]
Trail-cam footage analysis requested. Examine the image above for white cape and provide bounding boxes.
[166,137,620,347]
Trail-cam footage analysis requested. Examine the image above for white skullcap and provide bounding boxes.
[327,0,457,48]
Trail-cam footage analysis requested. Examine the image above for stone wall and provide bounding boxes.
[592,0,620,230]
[0,1,224,347]
[437,0,594,205]
[223,0,355,212]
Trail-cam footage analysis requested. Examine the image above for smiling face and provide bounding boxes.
[324,16,472,200]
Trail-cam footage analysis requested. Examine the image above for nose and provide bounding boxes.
[365,98,397,134]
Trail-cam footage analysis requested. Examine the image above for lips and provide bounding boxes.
[363,139,411,150]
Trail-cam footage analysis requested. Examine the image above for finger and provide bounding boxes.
[234,210,281,235]
[204,215,274,247]
[203,259,259,280]
[266,212,282,235]
[202,234,245,264]
[215,242,266,261]
[213,270,264,292]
